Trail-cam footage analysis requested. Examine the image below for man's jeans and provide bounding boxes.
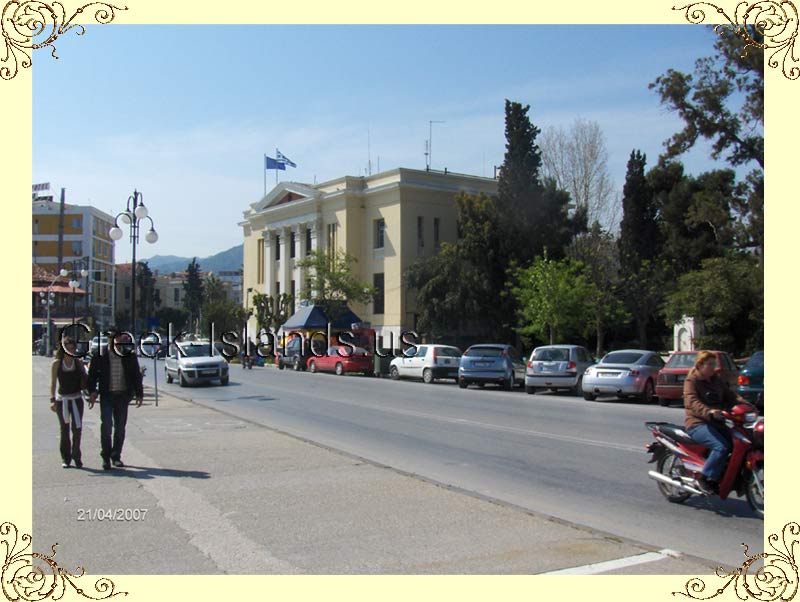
[100,392,130,461]
[688,422,731,482]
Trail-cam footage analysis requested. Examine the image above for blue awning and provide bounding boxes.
[282,304,361,331]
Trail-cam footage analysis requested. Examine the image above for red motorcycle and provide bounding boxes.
[645,402,764,518]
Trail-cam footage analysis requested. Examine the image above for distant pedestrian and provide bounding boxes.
[87,329,144,470]
[50,336,87,468]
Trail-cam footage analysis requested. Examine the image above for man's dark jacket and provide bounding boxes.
[87,349,144,399]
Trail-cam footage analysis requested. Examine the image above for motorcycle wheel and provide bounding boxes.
[745,461,764,519]
[656,452,692,504]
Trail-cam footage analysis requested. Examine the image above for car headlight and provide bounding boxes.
[745,411,758,422]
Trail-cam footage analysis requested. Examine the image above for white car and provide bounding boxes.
[165,341,229,387]
[389,344,462,384]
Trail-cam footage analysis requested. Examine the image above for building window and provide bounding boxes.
[374,218,385,249]
[33,219,38,234]
[290,232,296,259]
[417,216,424,248]
[71,241,82,255]
[275,235,281,261]
[433,217,440,249]
[373,273,384,315]
[71,216,82,230]
[305,228,312,255]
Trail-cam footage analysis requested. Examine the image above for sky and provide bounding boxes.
[32,24,749,264]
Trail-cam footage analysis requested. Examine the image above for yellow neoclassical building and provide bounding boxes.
[240,167,498,349]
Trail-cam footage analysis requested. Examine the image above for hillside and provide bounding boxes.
[141,244,243,274]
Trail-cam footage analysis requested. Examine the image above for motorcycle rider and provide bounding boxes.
[683,350,744,495]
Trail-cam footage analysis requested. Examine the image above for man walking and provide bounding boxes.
[87,328,143,470]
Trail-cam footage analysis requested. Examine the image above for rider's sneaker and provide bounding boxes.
[695,475,715,495]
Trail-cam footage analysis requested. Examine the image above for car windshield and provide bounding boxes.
[745,352,764,369]
[465,347,504,358]
[437,347,461,357]
[179,344,215,358]
[602,352,644,365]
[533,348,570,361]
[665,353,700,369]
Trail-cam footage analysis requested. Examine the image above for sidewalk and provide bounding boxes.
[32,370,715,575]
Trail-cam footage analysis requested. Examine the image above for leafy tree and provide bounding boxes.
[295,249,374,323]
[662,254,763,354]
[182,258,204,332]
[154,306,189,333]
[567,223,629,356]
[251,292,294,333]
[135,261,160,332]
[510,252,592,345]
[617,150,665,348]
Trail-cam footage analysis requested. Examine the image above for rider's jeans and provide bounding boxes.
[688,422,731,482]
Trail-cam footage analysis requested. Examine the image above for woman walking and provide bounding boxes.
[50,337,87,468]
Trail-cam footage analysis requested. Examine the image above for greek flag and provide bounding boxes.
[276,149,297,168]
[265,155,286,171]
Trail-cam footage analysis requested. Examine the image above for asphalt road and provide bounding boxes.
[146,359,764,568]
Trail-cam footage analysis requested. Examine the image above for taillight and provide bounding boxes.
[738,375,750,386]
[568,361,576,370]
[432,347,438,363]
[629,369,640,376]
[502,349,508,358]
[527,361,533,369]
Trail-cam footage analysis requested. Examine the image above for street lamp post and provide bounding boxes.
[109,190,158,344]
[66,260,89,326]
[39,268,68,356]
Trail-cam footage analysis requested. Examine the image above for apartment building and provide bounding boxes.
[32,186,116,329]
[240,167,498,349]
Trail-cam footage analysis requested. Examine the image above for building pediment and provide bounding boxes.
[248,182,319,215]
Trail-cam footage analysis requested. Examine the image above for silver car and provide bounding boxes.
[165,341,229,387]
[458,344,526,390]
[525,344,594,395]
[581,349,664,403]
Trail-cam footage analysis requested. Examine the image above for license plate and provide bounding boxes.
[599,372,620,378]
[677,374,686,382]
[202,370,217,376]
[475,361,490,367]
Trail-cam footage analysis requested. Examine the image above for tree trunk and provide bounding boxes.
[595,321,604,358]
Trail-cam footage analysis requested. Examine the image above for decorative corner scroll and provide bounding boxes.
[1,521,127,600]
[1,0,127,81]
[673,521,800,600]
[674,1,800,80]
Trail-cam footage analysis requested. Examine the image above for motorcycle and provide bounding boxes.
[645,402,764,518]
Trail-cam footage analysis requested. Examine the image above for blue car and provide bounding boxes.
[458,344,526,391]
[737,351,764,410]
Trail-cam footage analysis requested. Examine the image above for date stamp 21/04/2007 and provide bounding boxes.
[77,508,149,522]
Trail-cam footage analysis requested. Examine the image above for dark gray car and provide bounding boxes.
[458,344,526,391]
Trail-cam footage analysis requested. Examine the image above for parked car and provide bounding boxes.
[737,351,764,410]
[276,335,326,371]
[389,344,462,383]
[458,344,526,390]
[581,349,664,402]
[525,344,594,395]
[655,350,739,406]
[165,341,229,387]
[307,345,374,376]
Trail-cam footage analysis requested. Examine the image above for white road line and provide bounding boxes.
[83,418,299,574]
[542,549,682,574]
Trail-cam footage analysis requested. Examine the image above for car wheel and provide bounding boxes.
[641,379,655,403]
[293,356,302,371]
[504,373,514,391]
[583,391,596,401]
[335,362,344,376]
[458,379,468,389]
[179,370,187,388]
[309,360,317,373]
[659,396,670,407]
[571,376,583,396]
[165,367,173,384]
[220,376,229,386]
[525,385,536,395]
[277,359,285,370]
[390,366,400,380]
[476,382,485,388]
[423,368,434,384]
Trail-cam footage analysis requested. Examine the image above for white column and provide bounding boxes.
[281,226,292,300]
[295,224,305,302]
[263,230,274,297]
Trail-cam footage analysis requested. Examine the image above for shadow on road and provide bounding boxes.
[82,466,211,480]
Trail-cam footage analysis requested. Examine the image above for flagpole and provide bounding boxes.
[264,154,267,197]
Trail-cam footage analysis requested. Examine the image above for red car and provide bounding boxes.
[307,345,374,376]
[655,350,740,406]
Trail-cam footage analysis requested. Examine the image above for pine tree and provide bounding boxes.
[183,258,204,333]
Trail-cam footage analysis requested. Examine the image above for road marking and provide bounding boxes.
[83,419,299,574]
[542,549,682,574]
